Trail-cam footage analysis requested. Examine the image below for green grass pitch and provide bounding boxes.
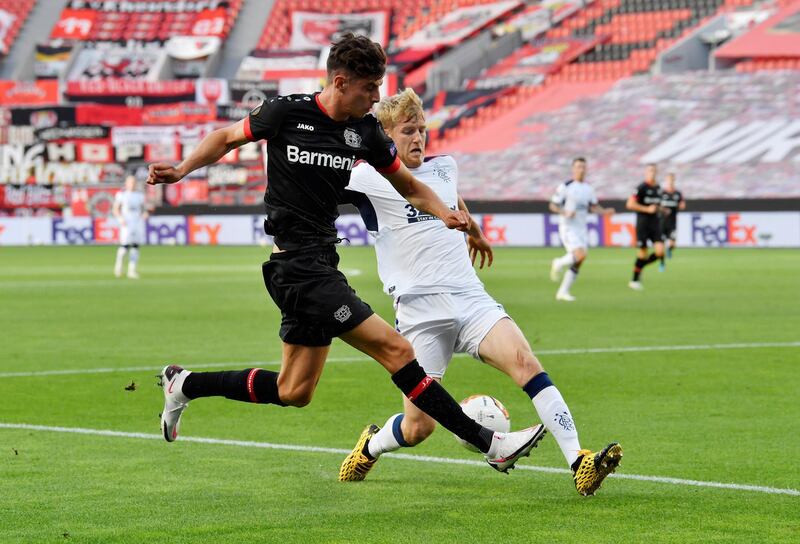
[1,245,798,543]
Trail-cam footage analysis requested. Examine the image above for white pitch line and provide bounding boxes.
[2,341,797,379]
[0,422,797,497]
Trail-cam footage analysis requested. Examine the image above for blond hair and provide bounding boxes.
[375,88,424,131]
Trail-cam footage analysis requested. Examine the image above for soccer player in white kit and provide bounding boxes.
[338,89,622,495]
[112,175,147,279]
[549,158,614,301]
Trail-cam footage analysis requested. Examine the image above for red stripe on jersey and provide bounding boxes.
[315,93,330,117]
[376,156,401,175]
[407,376,433,402]
[246,368,261,402]
[243,116,254,141]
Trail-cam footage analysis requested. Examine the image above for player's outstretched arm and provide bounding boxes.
[382,163,468,231]
[147,119,249,185]
[591,203,615,216]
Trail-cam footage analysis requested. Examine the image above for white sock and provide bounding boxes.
[128,248,139,273]
[368,413,408,458]
[532,385,582,467]
[554,252,575,270]
[558,267,578,295]
[115,247,127,270]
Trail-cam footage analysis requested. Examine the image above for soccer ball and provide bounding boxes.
[454,395,511,452]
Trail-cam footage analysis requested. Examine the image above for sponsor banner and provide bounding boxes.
[0,8,17,55]
[716,1,800,58]
[35,125,110,141]
[66,1,230,12]
[290,11,389,49]
[111,124,223,146]
[0,143,131,184]
[67,47,166,81]
[10,106,76,128]
[64,80,195,105]
[195,78,229,104]
[399,1,521,49]
[1,212,798,246]
[0,81,60,106]
[0,217,52,245]
[35,42,77,79]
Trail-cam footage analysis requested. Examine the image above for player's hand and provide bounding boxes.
[147,163,184,185]
[647,204,658,214]
[662,208,672,216]
[443,209,469,231]
[563,210,576,218]
[468,234,493,269]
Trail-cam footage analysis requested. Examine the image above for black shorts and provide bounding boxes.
[261,246,373,347]
[661,217,677,241]
[636,218,662,249]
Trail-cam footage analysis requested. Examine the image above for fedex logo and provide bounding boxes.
[543,214,636,247]
[146,217,222,245]
[52,218,94,244]
[691,214,757,246]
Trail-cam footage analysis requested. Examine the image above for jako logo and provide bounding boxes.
[297,123,314,131]
[286,145,356,170]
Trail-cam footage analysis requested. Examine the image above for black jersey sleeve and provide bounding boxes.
[364,117,400,174]
[244,97,287,141]
[634,183,647,204]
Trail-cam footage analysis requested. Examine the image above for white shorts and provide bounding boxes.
[394,290,509,379]
[120,223,144,246]
[559,225,588,253]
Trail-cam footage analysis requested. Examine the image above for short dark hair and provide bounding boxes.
[327,32,387,80]
[572,157,586,165]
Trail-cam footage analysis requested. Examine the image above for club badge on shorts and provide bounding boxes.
[334,305,352,323]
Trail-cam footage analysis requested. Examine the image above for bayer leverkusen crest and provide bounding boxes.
[343,128,362,148]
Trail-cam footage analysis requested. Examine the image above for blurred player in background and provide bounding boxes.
[340,90,622,496]
[626,163,663,290]
[548,158,615,302]
[112,175,148,279]
[659,172,686,270]
[148,33,544,476]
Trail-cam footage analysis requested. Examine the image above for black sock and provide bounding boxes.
[182,368,286,406]
[645,253,658,265]
[391,361,494,453]
[632,258,644,281]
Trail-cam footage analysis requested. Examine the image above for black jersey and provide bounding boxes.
[660,190,683,216]
[633,182,662,227]
[245,93,399,250]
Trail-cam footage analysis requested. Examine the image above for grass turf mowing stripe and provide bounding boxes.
[2,341,798,378]
[2,422,798,497]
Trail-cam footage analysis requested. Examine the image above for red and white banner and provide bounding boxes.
[290,11,389,49]
[0,8,16,54]
[0,81,60,106]
[50,9,97,40]
[399,1,521,49]
[191,8,227,37]
[67,47,166,81]
[65,79,195,104]
[237,49,322,80]
[716,1,800,58]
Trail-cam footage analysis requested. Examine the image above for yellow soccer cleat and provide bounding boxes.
[338,424,380,482]
[572,442,623,496]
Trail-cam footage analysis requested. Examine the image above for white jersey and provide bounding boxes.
[346,155,483,299]
[551,179,598,232]
[114,190,146,225]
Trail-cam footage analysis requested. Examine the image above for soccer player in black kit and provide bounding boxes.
[146,33,545,475]
[626,163,663,290]
[659,172,685,270]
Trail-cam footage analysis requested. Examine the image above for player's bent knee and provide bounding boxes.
[514,351,544,386]
[383,335,415,369]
